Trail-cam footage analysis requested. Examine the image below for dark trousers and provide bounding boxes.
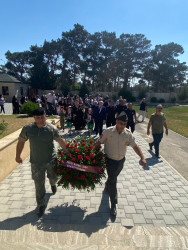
[106,118,116,128]
[150,133,163,156]
[0,105,5,114]
[46,102,56,115]
[106,157,125,205]
[126,121,135,133]
[95,120,103,135]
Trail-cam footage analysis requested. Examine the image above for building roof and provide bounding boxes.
[0,73,21,83]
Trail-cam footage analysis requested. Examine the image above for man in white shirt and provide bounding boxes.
[94,111,146,217]
[45,91,56,115]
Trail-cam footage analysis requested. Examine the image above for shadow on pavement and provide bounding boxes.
[0,190,112,237]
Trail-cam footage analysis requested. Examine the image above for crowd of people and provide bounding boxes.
[15,91,168,218]
[32,91,140,136]
[10,91,139,136]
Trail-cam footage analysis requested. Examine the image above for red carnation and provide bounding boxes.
[67,167,70,172]
[99,156,102,160]
[89,145,94,149]
[85,156,90,160]
[74,175,79,179]
[90,153,95,157]
[92,176,96,181]
[71,157,76,162]
[82,139,85,142]
[71,183,75,187]
[80,174,86,179]
[59,169,63,173]
[66,143,70,146]
[77,155,83,160]
[70,145,73,148]
[65,174,70,179]
[73,140,77,143]
[84,148,88,152]
[82,142,86,146]
[84,183,88,187]
[61,153,64,157]
[68,153,72,157]
[58,151,61,155]
[100,169,104,173]
[104,154,107,157]
[59,160,63,164]
[54,158,58,162]
[90,141,93,144]
[60,179,64,184]
[74,143,78,147]
[75,148,80,152]
[93,159,96,163]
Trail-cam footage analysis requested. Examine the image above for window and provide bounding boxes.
[2,86,9,95]
[20,87,23,96]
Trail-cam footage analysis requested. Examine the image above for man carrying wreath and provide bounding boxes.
[15,108,68,218]
[94,111,147,217]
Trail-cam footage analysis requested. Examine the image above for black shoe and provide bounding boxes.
[149,143,153,150]
[110,205,117,217]
[155,154,160,159]
[37,205,46,218]
[51,185,57,194]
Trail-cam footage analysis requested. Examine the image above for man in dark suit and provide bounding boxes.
[92,100,106,137]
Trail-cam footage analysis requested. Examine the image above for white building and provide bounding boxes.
[0,73,29,102]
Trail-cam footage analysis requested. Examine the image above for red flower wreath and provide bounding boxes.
[53,136,107,191]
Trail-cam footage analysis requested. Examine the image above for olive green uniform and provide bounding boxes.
[18,122,60,206]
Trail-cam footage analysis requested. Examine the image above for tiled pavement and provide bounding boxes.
[1,103,13,114]
[0,130,188,229]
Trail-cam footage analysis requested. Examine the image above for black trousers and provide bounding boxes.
[126,121,135,133]
[106,118,116,128]
[106,157,125,205]
[94,120,103,135]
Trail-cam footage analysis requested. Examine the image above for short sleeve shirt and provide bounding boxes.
[140,102,147,111]
[46,93,55,104]
[18,122,61,164]
[126,109,136,121]
[99,126,137,160]
[150,113,166,134]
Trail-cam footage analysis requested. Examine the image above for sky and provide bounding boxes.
[0,0,188,65]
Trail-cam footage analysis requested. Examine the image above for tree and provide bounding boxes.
[29,46,56,90]
[144,43,187,91]
[117,34,151,89]
[5,50,31,82]
[79,83,90,97]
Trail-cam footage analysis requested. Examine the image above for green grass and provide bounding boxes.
[134,105,188,138]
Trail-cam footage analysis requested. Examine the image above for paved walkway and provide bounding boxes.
[0,112,188,248]
[1,130,188,228]
[1,103,13,114]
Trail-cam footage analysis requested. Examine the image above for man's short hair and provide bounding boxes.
[33,107,45,116]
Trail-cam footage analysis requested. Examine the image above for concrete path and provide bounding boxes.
[0,126,188,248]
[135,117,188,181]
[1,103,13,114]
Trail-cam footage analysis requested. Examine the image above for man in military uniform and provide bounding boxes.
[15,108,68,217]
[94,111,147,217]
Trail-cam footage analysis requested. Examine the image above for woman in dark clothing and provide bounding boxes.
[72,100,84,133]
[12,96,20,114]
